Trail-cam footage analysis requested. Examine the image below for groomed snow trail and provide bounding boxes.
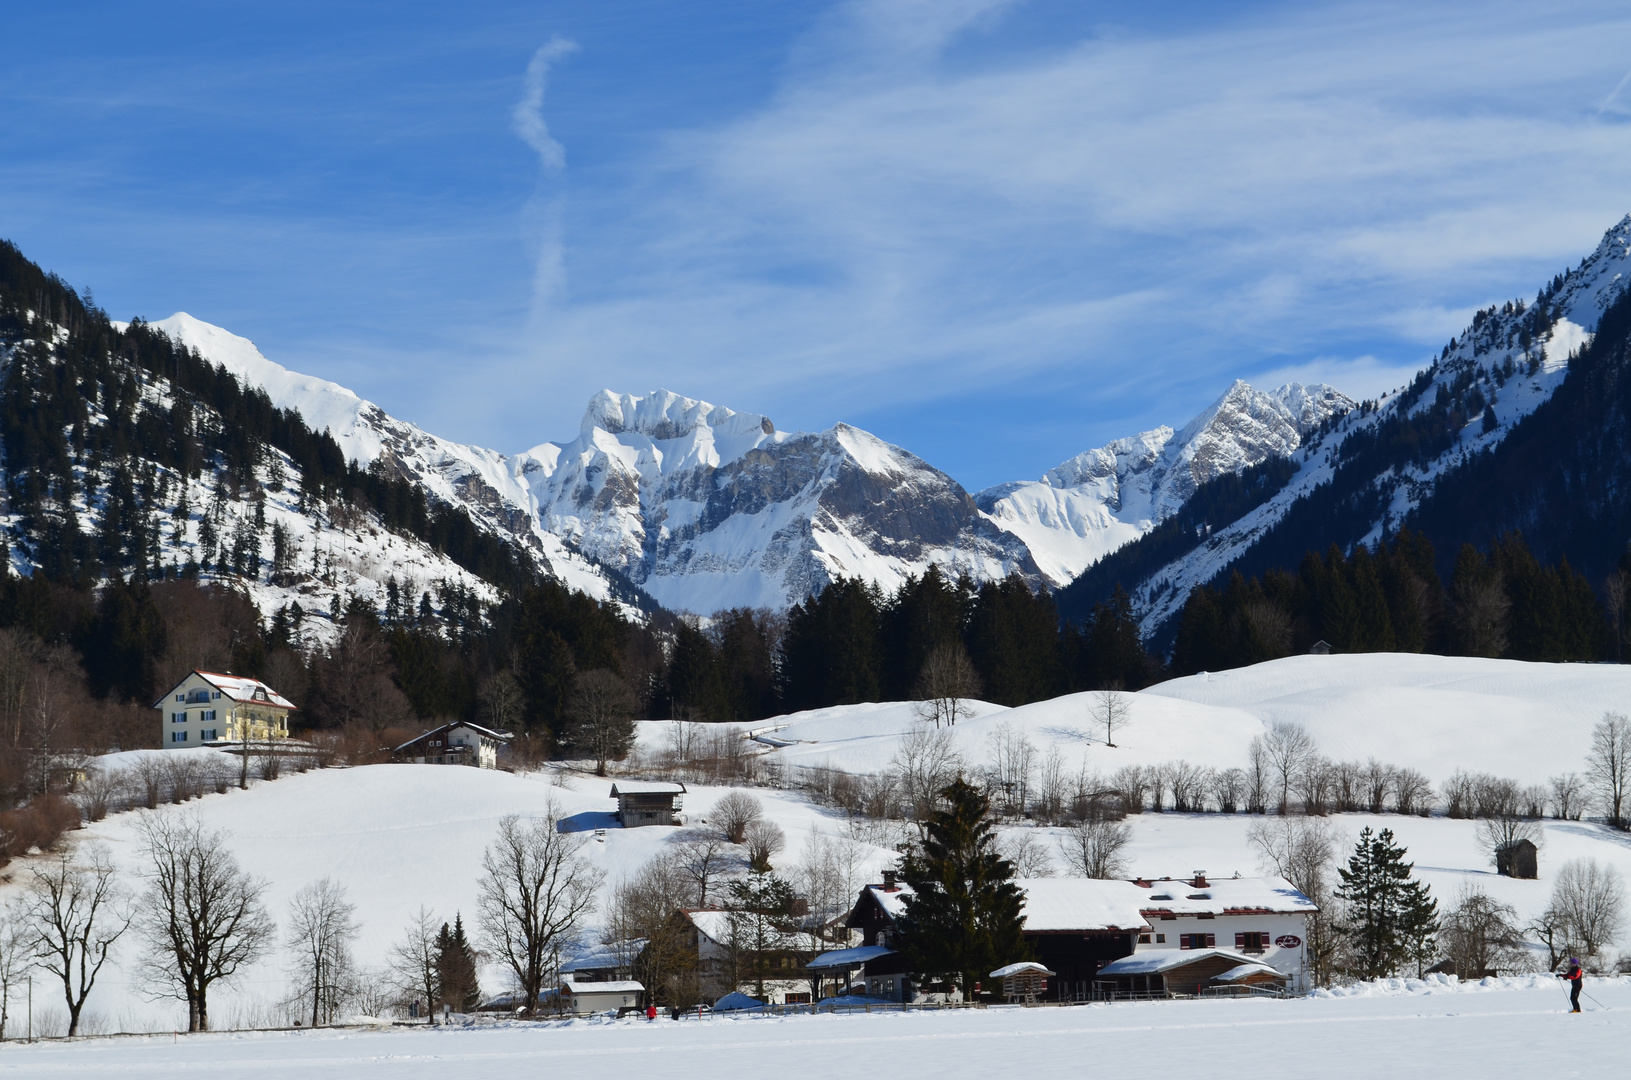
[0,979,1621,1079]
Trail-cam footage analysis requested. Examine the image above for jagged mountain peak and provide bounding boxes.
[580,388,776,441]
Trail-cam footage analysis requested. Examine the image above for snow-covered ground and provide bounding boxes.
[737,653,1631,789]
[8,653,1631,1034]
[0,976,1620,1078]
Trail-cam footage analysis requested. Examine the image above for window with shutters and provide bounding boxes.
[1236,932,1270,953]
[171,731,188,743]
[1180,933,1216,949]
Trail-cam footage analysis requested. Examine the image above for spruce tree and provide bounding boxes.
[897,779,1028,998]
[1335,827,1437,978]
[435,915,481,1013]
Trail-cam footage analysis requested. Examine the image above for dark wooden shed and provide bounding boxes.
[610,781,686,827]
[1495,838,1538,879]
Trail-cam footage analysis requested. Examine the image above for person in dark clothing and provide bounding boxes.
[1559,958,1583,1012]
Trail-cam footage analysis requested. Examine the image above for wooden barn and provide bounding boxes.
[1496,838,1538,879]
[610,781,686,827]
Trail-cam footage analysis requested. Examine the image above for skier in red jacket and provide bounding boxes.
[1559,958,1583,1012]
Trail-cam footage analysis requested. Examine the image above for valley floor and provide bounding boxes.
[0,976,1619,1080]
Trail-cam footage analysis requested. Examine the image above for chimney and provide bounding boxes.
[1191,871,1208,888]
[882,869,898,891]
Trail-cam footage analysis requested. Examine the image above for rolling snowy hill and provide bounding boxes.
[12,652,1631,1033]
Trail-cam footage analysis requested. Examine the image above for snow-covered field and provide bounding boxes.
[742,653,1631,788]
[7,652,1631,1034]
[0,976,1620,1078]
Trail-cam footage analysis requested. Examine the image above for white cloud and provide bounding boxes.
[1250,355,1431,403]
[501,0,1631,469]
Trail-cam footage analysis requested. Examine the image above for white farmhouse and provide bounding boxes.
[1130,873,1316,991]
[154,670,295,748]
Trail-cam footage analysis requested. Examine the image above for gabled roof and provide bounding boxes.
[806,945,895,971]
[153,670,296,711]
[562,976,643,994]
[610,781,686,797]
[393,721,512,754]
[1016,878,1152,933]
[1097,948,1259,976]
[1213,963,1286,983]
[1135,875,1317,917]
[684,910,808,950]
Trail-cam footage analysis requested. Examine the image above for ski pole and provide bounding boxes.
[1584,991,1607,1009]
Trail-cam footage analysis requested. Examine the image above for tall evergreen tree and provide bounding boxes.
[435,915,481,1013]
[1335,827,1437,979]
[896,779,1028,997]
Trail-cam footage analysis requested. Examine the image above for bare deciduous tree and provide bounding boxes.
[1364,759,1393,814]
[1108,764,1150,815]
[985,722,1035,818]
[1586,712,1631,828]
[135,813,272,1031]
[1093,686,1131,747]
[286,878,359,1027]
[712,792,764,845]
[912,642,982,728]
[564,670,638,776]
[1246,816,1339,986]
[1000,828,1056,877]
[387,906,443,1023]
[673,828,733,906]
[26,843,130,1036]
[743,819,786,873]
[1392,768,1433,816]
[1550,773,1584,820]
[476,807,604,1014]
[478,669,526,734]
[1548,858,1624,963]
[1260,721,1316,813]
[607,852,699,1008]
[0,899,30,1040]
[1441,886,1527,977]
[1059,817,1131,879]
[891,725,964,831]
[1211,767,1247,814]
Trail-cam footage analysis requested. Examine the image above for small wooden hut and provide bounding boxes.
[1495,838,1538,879]
[991,962,1056,1004]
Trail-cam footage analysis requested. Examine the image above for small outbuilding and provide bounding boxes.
[1309,640,1332,655]
[559,976,644,1015]
[610,781,686,827]
[990,962,1056,1004]
[1208,962,1289,996]
[1495,838,1538,879]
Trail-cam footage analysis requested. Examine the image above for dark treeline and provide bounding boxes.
[669,567,1161,720]
[1170,529,1608,675]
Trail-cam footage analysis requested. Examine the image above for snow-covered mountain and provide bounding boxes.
[977,381,1352,585]
[152,314,628,608]
[161,322,1357,614]
[512,390,1039,612]
[1090,213,1631,636]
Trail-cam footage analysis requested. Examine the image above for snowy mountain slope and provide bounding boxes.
[512,390,1041,613]
[1089,213,1631,636]
[152,314,627,607]
[978,381,1351,584]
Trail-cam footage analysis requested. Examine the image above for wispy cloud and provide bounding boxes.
[513,37,578,308]
[507,0,1631,476]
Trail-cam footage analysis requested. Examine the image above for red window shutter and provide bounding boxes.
[1235,933,1245,949]
[1180,935,1190,949]
[1207,934,1216,948]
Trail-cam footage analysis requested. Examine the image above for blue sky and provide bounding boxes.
[5,1,1631,490]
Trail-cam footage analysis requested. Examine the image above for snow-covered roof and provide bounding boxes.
[393,721,512,753]
[863,884,913,921]
[1016,878,1152,932]
[991,961,1055,979]
[807,945,896,971]
[1135,875,1316,916]
[562,940,645,972]
[1097,948,1258,976]
[610,781,686,796]
[685,910,807,950]
[155,671,296,710]
[563,977,643,994]
[1213,963,1286,983]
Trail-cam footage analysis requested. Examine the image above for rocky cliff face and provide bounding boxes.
[976,381,1352,585]
[512,391,1039,613]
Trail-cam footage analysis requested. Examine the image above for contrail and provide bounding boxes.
[514,37,579,170]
